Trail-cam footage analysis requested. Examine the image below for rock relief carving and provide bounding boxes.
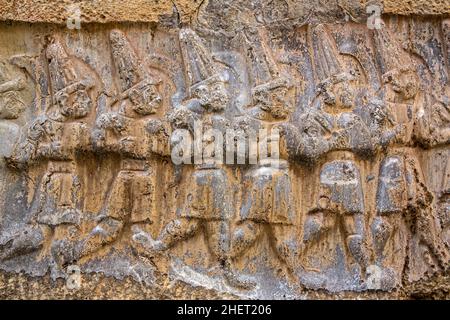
[0,16,448,296]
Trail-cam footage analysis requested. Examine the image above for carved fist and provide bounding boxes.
[91,129,106,150]
[146,119,168,136]
[330,131,349,149]
[168,106,195,130]
[6,140,37,168]
[118,137,137,155]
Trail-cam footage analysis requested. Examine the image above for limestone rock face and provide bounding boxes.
[0,0,449,299]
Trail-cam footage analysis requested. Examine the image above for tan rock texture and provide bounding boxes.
[383,0,450,15]
[0,1,449,300]
[0,1,448,25]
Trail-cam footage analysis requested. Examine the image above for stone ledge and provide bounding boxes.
[1,271,448,299]
[0,1,448,25]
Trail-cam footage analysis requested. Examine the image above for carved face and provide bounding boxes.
[193,81,228,112]
[57,89,92,119]
[303,120,325,139]
[0,91,25,119]
[129,83,162,116]
[325,81,356,110]
[254,86,293,119]
[384,69,418,100]
[109,30,126,50]
[367,99,389,126]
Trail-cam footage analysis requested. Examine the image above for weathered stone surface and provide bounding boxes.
[0,1,449,299]
[0,1,449,25]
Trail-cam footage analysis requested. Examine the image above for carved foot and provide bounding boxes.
[347,234,369,274]
[224,269,257,290]
[131,226,166,259]
[0,226,44,261]
[51,239,82,268]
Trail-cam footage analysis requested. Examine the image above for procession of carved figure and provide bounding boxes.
[0,18,448,292]
[49,30,174,267]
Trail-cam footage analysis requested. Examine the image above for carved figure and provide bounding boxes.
[299,25,370,279]
[371,26,449,280]
[2,37,97,263]
[227,26,298,284]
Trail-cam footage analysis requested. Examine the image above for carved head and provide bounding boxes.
[55,88,92,119]
[382,68,418,100]
[367,98,390,127]
[0,91,26,119]
[252,78,294,119]
[319,72,356,110]
[191,78,229,112]
[128,80,163,116]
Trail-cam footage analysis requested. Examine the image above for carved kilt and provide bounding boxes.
[181,167,233,221]
[317,160,365,215]
[36,161,82,226]
[239,162,295,225]
[105,159,155,223]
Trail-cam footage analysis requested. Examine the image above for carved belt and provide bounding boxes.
[47,161,75,173]
[120,158,148,171]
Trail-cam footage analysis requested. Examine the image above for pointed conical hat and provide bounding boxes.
[179,28,224,93]
[243,27,290,94]
[45,39,76,92]
[309,24,345,85]
[110,29,150,92]
[372,27,410,77]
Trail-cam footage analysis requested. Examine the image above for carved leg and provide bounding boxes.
[132,217,202,258]
[416,206,450,271]
[371,216,393,265]
[224,220,263,290]
[51,217,123,267]
[343,214,368,274]
[271,224,298,273]
[0,225,44,261]
[78,217,124,257]
[229,221,261,258]
[205,220,230,263]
